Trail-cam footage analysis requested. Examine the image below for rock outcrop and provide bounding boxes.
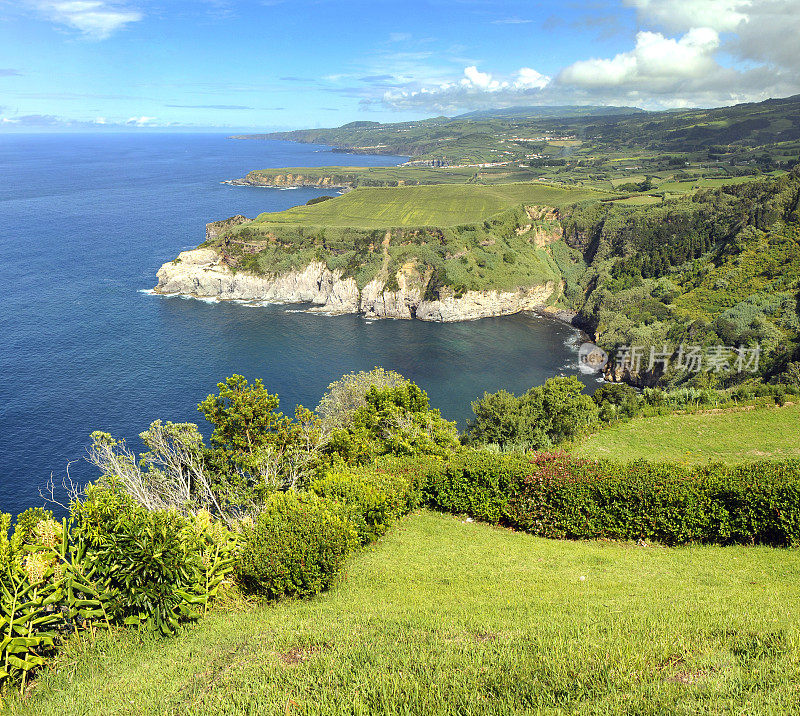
[205,215,250,242]
[227,173,351,190]
[154,248,557,322]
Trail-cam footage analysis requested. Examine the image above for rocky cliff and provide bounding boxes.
[226,172,351,190]
[153,248,557,322]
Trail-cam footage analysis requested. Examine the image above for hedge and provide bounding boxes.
[380,452,800,546]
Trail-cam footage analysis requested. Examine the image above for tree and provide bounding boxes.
[316,368,408,433]
[466,377,598,451]
[198,375,322,500]
[325,382,459,464]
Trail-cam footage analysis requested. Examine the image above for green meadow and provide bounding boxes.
[14,510,800,715]
[573,403,800,465]
[252,182,608,229]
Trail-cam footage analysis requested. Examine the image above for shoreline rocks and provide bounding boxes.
[153,248,558,323]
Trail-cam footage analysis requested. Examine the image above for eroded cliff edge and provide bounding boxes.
[154,247,558,322]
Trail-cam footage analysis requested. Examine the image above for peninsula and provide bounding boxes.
[153,182,602,321]
[157,95,800,386]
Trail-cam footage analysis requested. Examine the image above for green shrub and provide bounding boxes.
[423,451,800,546]
[311,468,422,544]
[311,472,392,544]
[325,382,459,464]
[235,492,358,599]
[466,377,599,450]
[425,451,530,524]
[92,509,201,634]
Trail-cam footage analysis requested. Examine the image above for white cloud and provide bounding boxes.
[126,115,156,126]
[625,0,800,73]
[625,0,749,33]
[381,65,553,112]
[730,0,800,71]
[515,67,551,90]
[461,66,497,90]
[491,17,532,25]
[559,28,720,89]
[375,0,799,113]
[33,1,142,39]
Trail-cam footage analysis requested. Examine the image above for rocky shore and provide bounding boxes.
[153,248,558,323]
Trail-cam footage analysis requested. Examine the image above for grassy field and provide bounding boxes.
[573,403,800,464]
[14,510,800,715]
[252,182,608,229]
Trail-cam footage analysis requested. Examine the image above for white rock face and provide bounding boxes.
[154,248,557,322]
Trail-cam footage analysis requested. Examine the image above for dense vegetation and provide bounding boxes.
[209,107,800,390]
[3,369,799,701]
[558,168,800,387]
[8,95,800,704]
[205,199,567,294]
[16,510,800,715]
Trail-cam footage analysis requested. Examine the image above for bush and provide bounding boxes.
[316,367,409,431]
[425,451,529,524]
[311,468,422,544]
[467,377,599,450]
[87,504,238,635]
[235,492,358,599]
[325,382,459,464]
[424,451,800,546]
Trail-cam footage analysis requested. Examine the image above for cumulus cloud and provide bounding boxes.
[625,0,749,33]
[0,114,64,126]
[626,0,800,72]
[730,0,800,71]
[32,1,142,39]
[515,67,550,90]
[379,0,799,113]
[380,65,553,112]
[0,112,169,128]
[559,28,720,89]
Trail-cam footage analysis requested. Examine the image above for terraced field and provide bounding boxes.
[252,182,609,229]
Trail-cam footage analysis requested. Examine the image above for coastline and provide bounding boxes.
[152,248,560,323]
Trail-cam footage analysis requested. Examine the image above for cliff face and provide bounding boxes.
[206,215,250,242]
[154,248,557,322]
[228,173,351,189]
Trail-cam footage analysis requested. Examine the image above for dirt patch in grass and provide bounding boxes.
[278,644,325,665]
[667,669,715,685]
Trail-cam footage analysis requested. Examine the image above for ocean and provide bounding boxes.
[0,133,585,517]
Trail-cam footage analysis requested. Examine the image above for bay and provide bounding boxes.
[0,133,585,516]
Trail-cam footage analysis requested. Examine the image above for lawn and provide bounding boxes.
[14,510,800,715]
[252,182,609,229]
[573,403,800,464]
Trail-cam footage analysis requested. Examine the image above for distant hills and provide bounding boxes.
[232,94,800,166]
[453,105,646,121]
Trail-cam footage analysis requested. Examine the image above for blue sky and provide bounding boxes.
[0,0,798,131]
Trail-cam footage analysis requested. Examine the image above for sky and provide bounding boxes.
[0,0,798,131]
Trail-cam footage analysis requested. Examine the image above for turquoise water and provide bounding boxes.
[0,133,584,516]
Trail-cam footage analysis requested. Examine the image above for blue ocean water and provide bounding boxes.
[0,133,585,517]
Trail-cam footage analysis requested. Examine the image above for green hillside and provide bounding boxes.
[233,94,800,175]
[17,510,800,714]
[573,403,800,464]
